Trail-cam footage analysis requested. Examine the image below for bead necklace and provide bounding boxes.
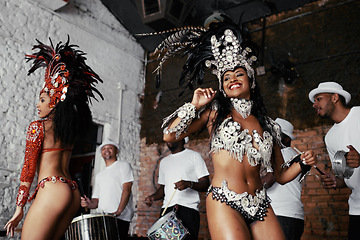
[230,98,253,119]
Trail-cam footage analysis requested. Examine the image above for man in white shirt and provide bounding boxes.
[309,82,360,240]
[261,118,305,240]
[145,137,210,240]
[80,139,134,240]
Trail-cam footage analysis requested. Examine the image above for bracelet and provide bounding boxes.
[299,160,311,173]
[298,160,311,182]
[16,185,30,207]
[280,154,311,182]
[162,103,197,139]
[189,181,194,189]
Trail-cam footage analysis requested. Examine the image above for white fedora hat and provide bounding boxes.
[308,82,351,104]
[275,118,295,140]
[99,139,119,151]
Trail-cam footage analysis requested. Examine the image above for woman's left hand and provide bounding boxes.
[4,207,24,237]
[301,150,316,166]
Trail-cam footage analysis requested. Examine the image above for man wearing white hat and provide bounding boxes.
[309,82,360,240]
[145,137,209,240]
[261,118,306,240]
[80,139,134,239]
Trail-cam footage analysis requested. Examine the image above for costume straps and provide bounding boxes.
[41,148,72,153]
[17,120,44,207]
[28,176,78,202]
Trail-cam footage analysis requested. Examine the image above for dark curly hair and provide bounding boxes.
[26,37,103,146]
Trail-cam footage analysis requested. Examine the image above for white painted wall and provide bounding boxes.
[0,0,145,237]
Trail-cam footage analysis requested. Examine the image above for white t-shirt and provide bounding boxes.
[92,161,134,222]
[158,148,209,211]
[325,106,360,215]
[267,147,304,220]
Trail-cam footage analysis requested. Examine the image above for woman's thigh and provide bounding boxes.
[206,195,251,240]
[250,207,286,240]
[22,182,79,240]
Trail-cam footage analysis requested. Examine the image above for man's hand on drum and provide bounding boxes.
[80,195,90,208]
[346,145,360,168]
[174,180,192,191]
[111,209,123,217]
[145,195,155,207]
[300,150,316,166]
[320,173,337,189]
[191,88,216,110]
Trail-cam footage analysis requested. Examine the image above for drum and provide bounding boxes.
[147,211,189,240]
[65,213,120,240]
[332,150,354,179]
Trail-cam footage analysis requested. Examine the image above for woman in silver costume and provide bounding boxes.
[157,15,316,239]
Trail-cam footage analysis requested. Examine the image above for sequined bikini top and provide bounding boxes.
[210,117,282,171]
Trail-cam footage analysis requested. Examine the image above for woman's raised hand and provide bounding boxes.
[191,88,217,110]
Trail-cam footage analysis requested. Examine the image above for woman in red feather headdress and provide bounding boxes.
[5,37,103,239]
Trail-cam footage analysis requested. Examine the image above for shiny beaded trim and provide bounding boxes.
[162,103,196,139]
[230,98,253,119]
[210,117,273,170]
[206,180,270,221]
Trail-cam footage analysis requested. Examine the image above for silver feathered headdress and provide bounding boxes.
[137,14,258,96]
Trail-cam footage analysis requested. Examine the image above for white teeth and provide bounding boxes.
[230,84,240,90]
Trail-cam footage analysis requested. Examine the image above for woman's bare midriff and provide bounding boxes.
[210,149,263,195]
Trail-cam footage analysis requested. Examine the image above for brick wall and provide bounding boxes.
[135,125,351,239]
[296,126,351,240]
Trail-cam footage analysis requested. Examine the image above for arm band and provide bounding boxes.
[162,103,196,139]
[16,185,30,207]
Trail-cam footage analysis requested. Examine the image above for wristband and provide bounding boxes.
[16,185,30,207]
[162,103,197,139]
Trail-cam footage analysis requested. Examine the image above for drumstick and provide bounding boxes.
[161,188,177,216]
[76,175,88,211]
[293,147,325,175]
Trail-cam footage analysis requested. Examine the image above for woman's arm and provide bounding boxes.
[163,88,217,143]
[272,143,315,184]
[5,121,44,236]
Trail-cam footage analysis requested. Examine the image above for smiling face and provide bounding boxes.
[36,92,52,118]
[222,67,251,99]
[101,144,118,161]
[313,93,335,119]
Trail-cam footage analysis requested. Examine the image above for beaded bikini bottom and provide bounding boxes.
[28,176,78,202]
[206,180,270,224]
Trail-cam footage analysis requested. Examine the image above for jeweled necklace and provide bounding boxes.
[230,98,253,119]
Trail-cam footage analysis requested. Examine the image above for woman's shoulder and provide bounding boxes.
[27,120,46,131]
[26,120,45,142]
[28,119,45,127]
